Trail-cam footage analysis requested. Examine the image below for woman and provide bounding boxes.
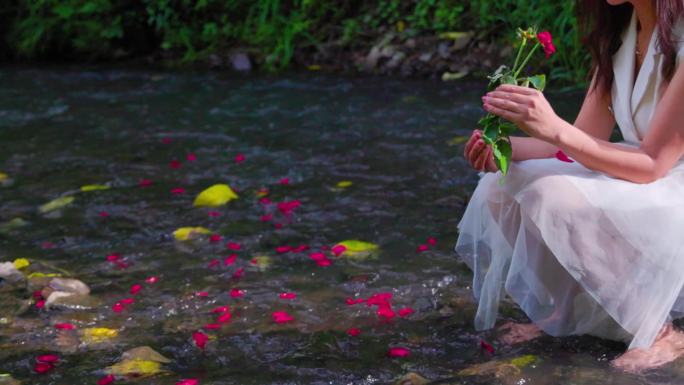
[455,0,684,373]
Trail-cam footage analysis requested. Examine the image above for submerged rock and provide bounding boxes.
[48,278,90,296]
[396,372,429,385]
[0,373,21,385]
[230,52,252,72]
[121,346,171,364]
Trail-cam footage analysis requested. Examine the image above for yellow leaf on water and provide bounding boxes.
[193,184,238,207]
[173,227,212,241]
[12,258,29,270]
[447,136,469,146]
[106,359,163,377]
[80,184,110,192]
[39,196,75,214]
[0,173,7,181]
[334,240,380,260]
[82,327,118,344]
[336,181,353,188]
[27,272,61,279]
[510,354,539,368]
[251,255,272,271]
[307,65,321,71]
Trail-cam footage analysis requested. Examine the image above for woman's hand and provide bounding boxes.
[482,84,563,143]
[464,129,499,172]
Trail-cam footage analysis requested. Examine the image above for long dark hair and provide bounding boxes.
[577,0,684,95]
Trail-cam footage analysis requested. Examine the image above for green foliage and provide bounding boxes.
[3,0,588,84]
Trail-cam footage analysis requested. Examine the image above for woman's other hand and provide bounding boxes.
[464,129,499,173]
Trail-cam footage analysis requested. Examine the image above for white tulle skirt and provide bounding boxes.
[455,147,684,350]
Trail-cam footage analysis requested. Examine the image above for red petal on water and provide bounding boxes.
[210,306,230,314]
[232,268,244,279]
[145,276,159,284]
[106,254,120,262]
[36,299,46,309]
[260,214,273,222]
[112,302,124,313]
[272,311,294,324]
[250,258,257,265]
[345,297,365,305]
[259,197,271,205]
[320,245,330,250]
[99,211,110,218]
[276,245,292,254]
[54,323,75,330]
[193,331,209,350]
[555,150,574,163]
[279,178,290,185]
[229,288,244,298]
[279,292,297,300]
[115,260,130,269]
[347,328,361,337]
[34,362,54,374]
[169,159,182,169]
[292,244,309,253]
[36,354,60,363]
[315,258,331,267]
[204,323,221,330]
[277,200,301,215]
[162,137,172,144]
[209,234,222,243]
[139,179,153,187]
[217,312,232,323]
[195,292,209,297]
[171,187,186,195]
[97,374,116,385]
[387,347,411,358]
[177,379,199,385]
[416,244,429,252]
[331,245,346,257]
[427,237,437,246]
[130,284,143,295]
[41,241,56,249]
[480,339,495,354]
[33,290,44,300]
[224,254,237,265]
[398,307,414,317]
[119,298,135,305]
[207,259,220,269]
[274,223,283,229]
[309,252,326,261]
[207,210,221,217]
[226,242,241,251]
[186,153,197,161]
[376,304,396,320]
[366,293,392,306]
[235,153,246,164]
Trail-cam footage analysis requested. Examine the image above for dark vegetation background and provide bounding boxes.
[0,0,589,85]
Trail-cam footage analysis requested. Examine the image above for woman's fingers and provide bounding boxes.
[485,148,499,172]
[464,130,481,158]
[475,146,489,171]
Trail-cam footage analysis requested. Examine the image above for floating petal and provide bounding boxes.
[193,184,238,207]
[82,327,118,344]
[39,196,75,214]
[13,258,29,270]
[388,347,411,358]
[336,181,353,188]
[80,184,110,192]
[173,227,212,241]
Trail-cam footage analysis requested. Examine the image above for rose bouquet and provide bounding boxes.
[478,27,556,175]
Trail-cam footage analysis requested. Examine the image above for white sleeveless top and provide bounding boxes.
[611,9,684,144]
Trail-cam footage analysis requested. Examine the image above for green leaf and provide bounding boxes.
[499,121,517,136]
[527,74,546,91]
[501,75,517,85]
[53,4,75,19]
[493,139,513,175]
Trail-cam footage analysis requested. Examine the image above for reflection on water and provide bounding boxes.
[0,68,675,384]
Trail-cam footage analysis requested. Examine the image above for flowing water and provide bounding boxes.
[0,68,680,384]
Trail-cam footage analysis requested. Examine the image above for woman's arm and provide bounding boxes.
[509,70,616,161]
[483,63,684,183]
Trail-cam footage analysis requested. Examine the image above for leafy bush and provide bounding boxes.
[2,0,588,83]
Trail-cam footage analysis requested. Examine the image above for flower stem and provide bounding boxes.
[512,38,527,75]
[513,42,540,79]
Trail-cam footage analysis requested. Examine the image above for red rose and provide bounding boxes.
[536,31,556,58]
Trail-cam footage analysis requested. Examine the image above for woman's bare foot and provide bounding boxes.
[611,323,684,373]
[497,321,543,345]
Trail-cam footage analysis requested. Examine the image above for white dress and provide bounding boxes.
[455,10,684,350]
